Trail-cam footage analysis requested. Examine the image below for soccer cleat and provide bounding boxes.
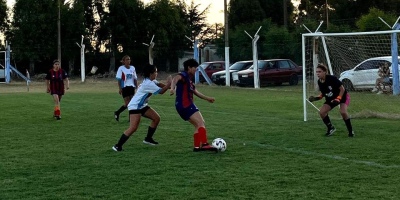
[377,91,383,94]
[371,88,378,93]
[112,145,122,152]
[325,126,336,136]
[143,138,159,145]
[348,131,355,137]
[114,111,119,122]
[55,116,61,120]
[193,144,218,152]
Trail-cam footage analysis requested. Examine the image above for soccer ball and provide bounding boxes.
[212,138,227,152]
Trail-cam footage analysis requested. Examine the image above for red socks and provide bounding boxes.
[193,127,209,148]
[193,133,201,148]
[54,106,61,116]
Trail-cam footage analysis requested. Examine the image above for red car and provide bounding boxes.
[198,61,226,83]
[233,59,302,86]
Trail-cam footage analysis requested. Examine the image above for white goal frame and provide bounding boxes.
[302,30,400,121]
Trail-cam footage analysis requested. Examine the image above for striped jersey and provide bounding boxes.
[45,68,68,95]
[127,78,161,110]
[175,71,195,108]
[116,65,137,88]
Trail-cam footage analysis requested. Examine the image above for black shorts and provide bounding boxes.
[129,106,150,116]
[122,86,135,98]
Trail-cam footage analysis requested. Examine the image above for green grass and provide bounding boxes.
[1,79,400,199]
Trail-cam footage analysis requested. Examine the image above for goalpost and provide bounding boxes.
[302,30,400,121]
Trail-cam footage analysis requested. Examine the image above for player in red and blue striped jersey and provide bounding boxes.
[45,59,69,120]
[170,58,217,152]
[114,55,138,121]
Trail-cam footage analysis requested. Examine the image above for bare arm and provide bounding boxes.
[64,78,69,90]
[169,74,182,96]
[157,76,172,94]
[46,80,50,93]
[338,85,345,98]
[194,89,215,103]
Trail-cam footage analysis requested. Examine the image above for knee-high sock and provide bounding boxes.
[344,118,353,133]
[116,133,130,148]
[54,106,60,116]
[115,105,127,114]
[322,115,333,129]
[198,127,208,145]
[193,133,201,148]
[146,126,157,139]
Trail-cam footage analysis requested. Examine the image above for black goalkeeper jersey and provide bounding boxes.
[317,75,347,102]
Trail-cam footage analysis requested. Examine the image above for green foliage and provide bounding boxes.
[0,0,8,32]
[106,0,148,65]
[8,0,58,63]
[2,81,400,199]
[262,26,294,59]
[356,7,397,31]
[228,0,266,30]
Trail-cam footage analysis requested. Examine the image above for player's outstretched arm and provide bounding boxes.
[169,75,181,96]
[194,90,215,103]
[308,94,323,102]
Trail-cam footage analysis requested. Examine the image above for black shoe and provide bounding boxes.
[143,138,159,145]
[348,131,355,137]
[114,112,119,122]
[193,147,203,152]
[193,144,218,152]
[55,116,61,120]
[325,126,336,136]
[112,145,122,152]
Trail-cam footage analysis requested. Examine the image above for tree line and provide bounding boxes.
[0,0,398,75]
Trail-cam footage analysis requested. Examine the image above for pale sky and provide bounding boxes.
[6,0,225,24]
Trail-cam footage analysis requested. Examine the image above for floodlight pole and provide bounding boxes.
[76,35,85,82]
[244,26,262,89]
[224,0,230,86]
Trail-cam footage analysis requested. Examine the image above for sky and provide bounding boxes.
[6,0,226,24]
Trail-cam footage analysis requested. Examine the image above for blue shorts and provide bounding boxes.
[176,104,199,121]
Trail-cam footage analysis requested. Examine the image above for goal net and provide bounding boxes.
[302,30,400,121]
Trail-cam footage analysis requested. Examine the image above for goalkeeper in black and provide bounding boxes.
[308,63,354,137]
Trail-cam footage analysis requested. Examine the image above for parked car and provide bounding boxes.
[211,60,253,85]
[339,56,400,91]
[198,61,226,83]
[233,59,302,87]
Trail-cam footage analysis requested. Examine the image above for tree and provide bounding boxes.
[356,8,398,32]
[0,0,8,33]
[228,0,265,30]
[7,0,59,73]
[146,0,188,71]
[106,0,148,68]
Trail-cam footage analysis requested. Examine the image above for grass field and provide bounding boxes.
[1,77,400,199]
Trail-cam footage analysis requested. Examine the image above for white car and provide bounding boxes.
[339,56,400,91]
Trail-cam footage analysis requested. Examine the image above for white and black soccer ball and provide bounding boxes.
[212,138,227,152]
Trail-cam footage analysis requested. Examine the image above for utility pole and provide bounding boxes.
[224,0,230,86]
[325,0,329,29]
[283,0,288,28]
[58,0,61,63]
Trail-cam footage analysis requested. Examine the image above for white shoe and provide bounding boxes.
[371,88,378,92]
[377,91,383,94]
